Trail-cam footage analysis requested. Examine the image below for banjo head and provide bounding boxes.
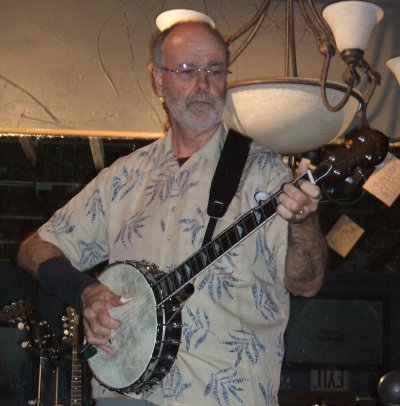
[87,261,158,390]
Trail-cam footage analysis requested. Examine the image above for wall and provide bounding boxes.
[0,0,398,141]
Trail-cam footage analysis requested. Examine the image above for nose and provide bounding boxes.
[196,69,210,89]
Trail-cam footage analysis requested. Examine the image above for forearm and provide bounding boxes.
[284,213,329,297]
[17,231,66,277]
[17,232,99,311]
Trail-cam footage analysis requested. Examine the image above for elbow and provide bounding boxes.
[285,274,325,298]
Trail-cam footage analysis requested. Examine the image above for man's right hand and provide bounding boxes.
[81,283,128,354]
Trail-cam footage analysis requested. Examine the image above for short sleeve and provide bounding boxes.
[38,167,112,271]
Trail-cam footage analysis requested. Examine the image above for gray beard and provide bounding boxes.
[164,91,225,131]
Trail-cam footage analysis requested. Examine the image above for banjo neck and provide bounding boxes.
[154,164,333,307]
[153,120,389,306]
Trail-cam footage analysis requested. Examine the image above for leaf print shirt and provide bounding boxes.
[39,124,292,406]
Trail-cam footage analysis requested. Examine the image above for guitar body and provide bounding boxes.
[87,261,183,393]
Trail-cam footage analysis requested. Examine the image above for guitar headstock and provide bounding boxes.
[0,299,33,325]
[65,306,80,346]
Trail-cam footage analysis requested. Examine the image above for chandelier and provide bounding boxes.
[222,0,386,154]
[156,1,396,155]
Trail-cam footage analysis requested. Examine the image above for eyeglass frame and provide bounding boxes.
[157,62,231,82]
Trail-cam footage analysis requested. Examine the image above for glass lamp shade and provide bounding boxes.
[322,1,383,52]
[155,9,215,31]
[386,56,400,86]
[223,78,363,154]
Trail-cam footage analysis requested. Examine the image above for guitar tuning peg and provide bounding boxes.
[21,341,30,349]
[63,329,70,336]
[63,322,69,329]
[17,321,25,330]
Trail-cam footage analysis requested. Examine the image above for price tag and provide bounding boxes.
[325,214,364,257]
[363,153,400,207]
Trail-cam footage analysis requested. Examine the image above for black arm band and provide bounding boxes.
[37,257,99,313]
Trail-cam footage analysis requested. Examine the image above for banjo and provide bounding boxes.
[85,129,388,394]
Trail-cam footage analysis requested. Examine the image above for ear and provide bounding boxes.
[152,66,164,97]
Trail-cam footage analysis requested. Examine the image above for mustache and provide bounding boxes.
[186,91,223,105]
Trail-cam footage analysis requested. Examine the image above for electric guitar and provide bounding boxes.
[85,129,389,394]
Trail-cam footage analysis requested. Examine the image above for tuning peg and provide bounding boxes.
[21,341,30,349]
[17,321,25,330]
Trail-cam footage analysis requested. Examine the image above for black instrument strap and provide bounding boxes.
[202,129,252,247]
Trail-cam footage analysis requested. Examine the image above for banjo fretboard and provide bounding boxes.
[153,163,333,306]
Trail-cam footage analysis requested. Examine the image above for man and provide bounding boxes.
[17,21,328,405]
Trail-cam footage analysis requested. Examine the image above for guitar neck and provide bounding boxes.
[66,307,82,406]
[155,163,333,305]
[70,349,82,406]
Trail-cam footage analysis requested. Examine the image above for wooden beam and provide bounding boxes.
[89,137,105,170]
[18,138,38,167]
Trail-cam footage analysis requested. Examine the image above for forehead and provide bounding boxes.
[163,23,226,64]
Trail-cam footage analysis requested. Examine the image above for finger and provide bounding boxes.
[106,292,126,308]
[281,184,307,208]
[298,181,322,200]
[276,202,299,221]
[83,318,111,341]
[120,294,133,304]
[98,343,115,354]
[297,159,310,175]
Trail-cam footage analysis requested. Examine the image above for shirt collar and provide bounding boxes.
[163,123,228,169]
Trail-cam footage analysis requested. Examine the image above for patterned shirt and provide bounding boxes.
[39,124,292,406]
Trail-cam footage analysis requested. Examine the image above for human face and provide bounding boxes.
[153,24,228,132]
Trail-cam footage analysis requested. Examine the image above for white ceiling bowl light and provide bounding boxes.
[224,78,363,154]
[223,0,384,154]
[386,56,400,86]
[155,9,215,32]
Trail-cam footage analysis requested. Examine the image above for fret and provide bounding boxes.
[211,239,222,257]
[240,213,255,234]
[157,278,169,299]
[171,268,183,289]
[203,243,218,263]
[193,253,204,274]
[165,273,176,293]
[234,221,245,239]
[200,250,210,267]
[262,198,278,219]
[251,208,265,227]
[183,259,195,281]
[225,225,240,246]
[215,232,231,253]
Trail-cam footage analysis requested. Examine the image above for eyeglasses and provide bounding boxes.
[159,62,231,82]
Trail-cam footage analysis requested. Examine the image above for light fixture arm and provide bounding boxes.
[319,43,380,113]
[299,0,334,43]
[320,50,356,112]
[226,0,271,65]
[359,58,381,105]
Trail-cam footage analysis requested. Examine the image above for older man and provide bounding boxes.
[18,21,328,405]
